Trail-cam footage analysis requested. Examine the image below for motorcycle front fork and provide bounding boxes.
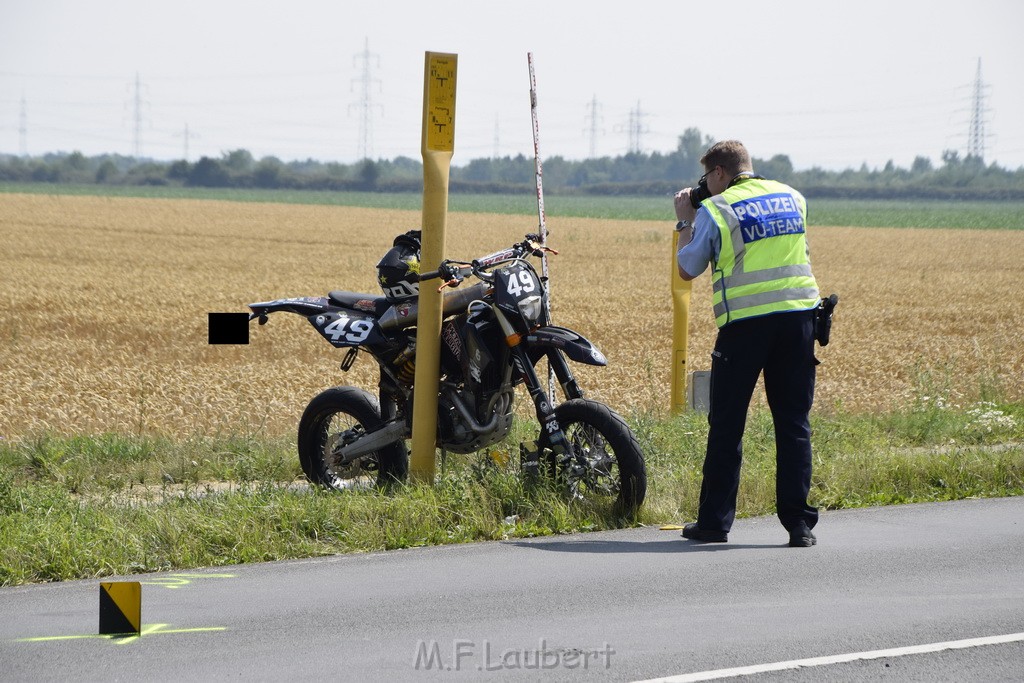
[511,345,582,475]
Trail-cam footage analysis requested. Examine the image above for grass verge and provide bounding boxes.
[2,400,1021,586]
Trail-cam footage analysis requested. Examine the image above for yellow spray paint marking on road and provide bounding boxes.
[111,623,227,645]
[17,624,226,644]
[140,573,236,589]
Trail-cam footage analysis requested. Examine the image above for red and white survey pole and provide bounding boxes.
[528,53,557,399]
[528,53,549,277]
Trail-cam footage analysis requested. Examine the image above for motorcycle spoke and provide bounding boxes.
[323,415,373,482]
[563,423,621,496]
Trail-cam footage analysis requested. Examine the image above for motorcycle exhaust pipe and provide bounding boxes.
[378,283,488,331]
[445,389,513,435]
[447,392,501,435]
[337,420,408,463]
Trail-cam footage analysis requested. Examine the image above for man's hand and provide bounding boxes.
[674,188,697,223]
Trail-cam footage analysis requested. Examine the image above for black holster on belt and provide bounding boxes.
[814,294,839,346]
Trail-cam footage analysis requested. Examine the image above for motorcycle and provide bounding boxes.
[246,233,646,513]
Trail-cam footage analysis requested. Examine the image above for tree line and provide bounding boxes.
[3,128,1023,200]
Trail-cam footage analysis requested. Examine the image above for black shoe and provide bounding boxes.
[788,523,817,547]
[681,523,728,543]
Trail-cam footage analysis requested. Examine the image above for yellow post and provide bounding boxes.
[99,581,141,635]
[670,231,692,414]
[410,52,457,482]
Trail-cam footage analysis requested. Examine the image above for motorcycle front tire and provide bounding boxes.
[297,386,408,490]
[553,398,647,516]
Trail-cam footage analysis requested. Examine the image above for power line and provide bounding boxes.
[133,73,142,157]
[172,123,200,161]
[615,100,649,154]
[18,93,27,156]
[583,94,604,158]
[967,58,992,161]
[349,37,383,160]
[493,113,500,158]
[127,72,149,158]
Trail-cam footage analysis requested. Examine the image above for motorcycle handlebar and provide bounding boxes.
[418,262,472,283]
[417,234,555,289]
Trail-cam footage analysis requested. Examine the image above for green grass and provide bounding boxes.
[806,199,1024,230]
[2,397,1021,586]
[2,182,1022,229]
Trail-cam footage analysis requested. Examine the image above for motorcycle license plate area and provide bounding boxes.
[495,262,544,332]
[309,310,385,348]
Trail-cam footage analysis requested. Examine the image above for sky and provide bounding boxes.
[1,0,1022,172]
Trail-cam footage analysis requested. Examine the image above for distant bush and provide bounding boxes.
[2,133,1023,201]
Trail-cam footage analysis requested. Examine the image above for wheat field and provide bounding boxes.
[1,193,1022,438]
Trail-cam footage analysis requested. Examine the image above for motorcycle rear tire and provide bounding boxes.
[297,386,408,489]
[553,399,647,516]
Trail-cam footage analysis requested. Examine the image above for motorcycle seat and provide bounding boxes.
[328,291,393,317]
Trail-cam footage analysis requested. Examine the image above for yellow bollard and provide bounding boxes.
[99,581,141,635]
[410,52,458,482]
[670,230,692,414]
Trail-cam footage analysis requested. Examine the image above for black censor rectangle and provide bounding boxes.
[208,312,250,345]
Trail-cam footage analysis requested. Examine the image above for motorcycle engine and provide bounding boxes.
[437,385,514,454]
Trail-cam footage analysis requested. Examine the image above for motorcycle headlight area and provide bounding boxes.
[517,294,544,325]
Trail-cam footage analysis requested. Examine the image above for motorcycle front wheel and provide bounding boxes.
[297,386,408,490]
[552,399,647,516]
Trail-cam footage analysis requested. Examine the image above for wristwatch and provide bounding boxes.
[675,220,692,232]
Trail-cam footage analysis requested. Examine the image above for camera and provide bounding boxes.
[689,177,712,209]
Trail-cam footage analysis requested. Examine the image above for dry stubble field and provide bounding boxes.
[1,193,1022,439]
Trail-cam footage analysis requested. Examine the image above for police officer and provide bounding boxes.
[674,140,820,547]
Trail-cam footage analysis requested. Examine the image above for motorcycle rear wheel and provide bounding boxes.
[297,386,408,489]
[552,399,647,516]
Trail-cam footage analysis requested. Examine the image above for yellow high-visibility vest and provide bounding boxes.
[702,178,819,328]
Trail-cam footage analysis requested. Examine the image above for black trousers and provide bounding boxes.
[696,309,818,533]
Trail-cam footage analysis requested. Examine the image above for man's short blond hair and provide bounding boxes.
[700,140,753,177]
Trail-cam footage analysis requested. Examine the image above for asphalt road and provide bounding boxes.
[2,497,1022,681]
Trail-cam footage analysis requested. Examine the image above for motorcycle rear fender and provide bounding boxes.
[526,325,607,366]
[248,296,331,320]
[248,297,387,348]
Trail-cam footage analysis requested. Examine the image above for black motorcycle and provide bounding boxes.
[247,234,646,513]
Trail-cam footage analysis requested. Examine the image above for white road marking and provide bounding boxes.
[633,632,1024,682]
